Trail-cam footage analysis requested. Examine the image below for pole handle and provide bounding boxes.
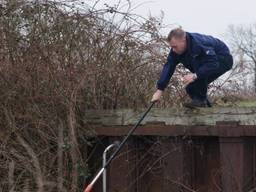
[84,184,93,192]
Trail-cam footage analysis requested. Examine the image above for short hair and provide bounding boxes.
[167,28,186,42]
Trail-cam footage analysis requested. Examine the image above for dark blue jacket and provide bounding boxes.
[156,32,231,91]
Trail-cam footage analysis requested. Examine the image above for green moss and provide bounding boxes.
[236,100,256,107]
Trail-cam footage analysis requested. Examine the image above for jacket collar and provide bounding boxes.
[186,32,202,57]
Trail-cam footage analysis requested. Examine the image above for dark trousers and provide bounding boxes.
[185,54,233,101]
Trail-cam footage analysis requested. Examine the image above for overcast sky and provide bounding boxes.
[89,0,256,39]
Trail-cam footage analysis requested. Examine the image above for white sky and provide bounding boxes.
[89,0,256,39]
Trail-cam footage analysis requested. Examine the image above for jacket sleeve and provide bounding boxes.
[196,47,220,79]
[156,51,177,91]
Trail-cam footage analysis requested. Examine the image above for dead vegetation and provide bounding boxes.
[0,0,254,191]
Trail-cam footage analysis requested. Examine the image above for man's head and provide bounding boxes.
[167,28,187,55]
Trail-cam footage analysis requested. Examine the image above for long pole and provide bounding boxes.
[84,101,156,192]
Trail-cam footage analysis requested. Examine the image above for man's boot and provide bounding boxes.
[183,98,207,108]
[206,98,212,107]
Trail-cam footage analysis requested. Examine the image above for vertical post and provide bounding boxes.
[102,144,116,192]
[162,137,184,192]
[219,137,244,192]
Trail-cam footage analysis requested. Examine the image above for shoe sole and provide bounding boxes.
[183,103,207,109]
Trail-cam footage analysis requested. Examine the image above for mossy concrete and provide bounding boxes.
[84,106,256,126]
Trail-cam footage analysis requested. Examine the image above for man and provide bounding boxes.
[151,28,233,108]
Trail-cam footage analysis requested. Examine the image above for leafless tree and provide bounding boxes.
[226,24,256,93]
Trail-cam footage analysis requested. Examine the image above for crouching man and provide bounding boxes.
[151,28,233,108]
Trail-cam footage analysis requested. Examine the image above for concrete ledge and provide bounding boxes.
[84,107,256,126]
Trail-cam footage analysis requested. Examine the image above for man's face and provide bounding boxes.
[169,37,187,55]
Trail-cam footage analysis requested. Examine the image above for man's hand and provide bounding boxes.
[151,90,163,102]
[183,74,197,85]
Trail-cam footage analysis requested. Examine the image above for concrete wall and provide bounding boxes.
[85,107,256,192]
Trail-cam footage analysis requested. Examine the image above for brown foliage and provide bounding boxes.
[0,0,247,191]
[0,0,171,191]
